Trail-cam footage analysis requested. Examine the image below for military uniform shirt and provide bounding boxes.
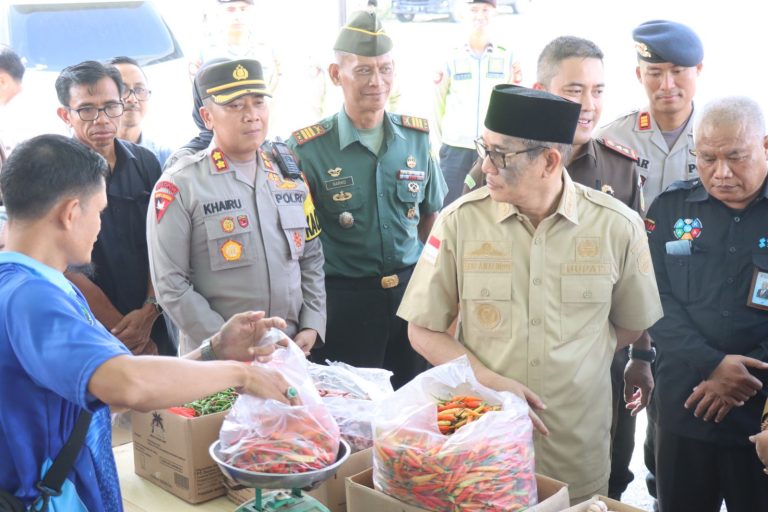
[434,43,521,149]
[147,146,326,354]
[288,109,446,278]
[646,179,768,446]
[398,172,663,497]
[597,108,697,208]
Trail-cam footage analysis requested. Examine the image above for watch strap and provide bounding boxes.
[200,338,217,361]
[629,346,656,363]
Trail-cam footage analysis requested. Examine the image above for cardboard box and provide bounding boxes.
[131,409,227,504]
[345,467,569,512]
[227,447,373,512]
[562,495,645,512]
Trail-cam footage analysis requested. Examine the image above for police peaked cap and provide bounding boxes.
[334,11,393,57]
[484,85,581,144]
[633,20,703,67]
[196,59,271,105]
[468,0,497,6]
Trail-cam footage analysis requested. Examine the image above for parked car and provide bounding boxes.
[0,0,193,147]
[391,0,525,22]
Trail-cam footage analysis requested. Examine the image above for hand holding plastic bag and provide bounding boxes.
[373,356,537,511]
[219,335,340,473]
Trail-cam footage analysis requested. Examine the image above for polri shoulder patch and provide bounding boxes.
[597,138,638,162]
[400,115,430,133]
[292,123,327,145]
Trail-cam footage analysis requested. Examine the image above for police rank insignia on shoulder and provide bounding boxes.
[400,115,429,132]
[260,150,274,170]
[599,138,638,162]
[638,112,652,131]
[292,123,327,145]
[211,148,229,172]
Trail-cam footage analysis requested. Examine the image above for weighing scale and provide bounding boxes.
[210,439,350,512]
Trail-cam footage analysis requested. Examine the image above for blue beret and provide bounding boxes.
[633,20,703,67]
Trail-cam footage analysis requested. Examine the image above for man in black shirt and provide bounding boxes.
[55,60,173,356]
[646,95,768,511]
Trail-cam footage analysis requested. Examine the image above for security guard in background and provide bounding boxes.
[147,59,326,356]
[434,0,522,207]
[597,20,703,209]
[288,11,447,389]
[399,84,662,504]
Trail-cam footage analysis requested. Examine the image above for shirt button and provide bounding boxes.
[531,318,541,326]
[481,288,490,297]
[583,290,593,299]
[722,310,731,317]
[383,224,389,229]
[532,278,541,285]
[530,359,540,367]
[726,277,734,284]
[379,193,384,197]
[729,246,736,253]
[534,237,542,245]
[734,216,741,223]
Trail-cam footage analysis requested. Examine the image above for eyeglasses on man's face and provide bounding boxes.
[474,137,549,169]
[122,87,151,101]
[68,102,125,121]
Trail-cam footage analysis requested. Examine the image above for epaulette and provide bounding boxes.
[292,122,329,145]
[661,178,701,194]
[164,149,207,177]
[577,183,639,224]
[397,115,430,133]
[596,137,638,162]
[442,186,489,216]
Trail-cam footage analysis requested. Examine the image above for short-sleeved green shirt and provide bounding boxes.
[288,108,446,278]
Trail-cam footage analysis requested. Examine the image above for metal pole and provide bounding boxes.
[338,0,347,27]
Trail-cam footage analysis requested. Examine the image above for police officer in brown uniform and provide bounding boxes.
[147,59,326,357]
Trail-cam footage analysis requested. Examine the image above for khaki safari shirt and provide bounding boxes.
[398,171,662,497]
[147,145,326,355]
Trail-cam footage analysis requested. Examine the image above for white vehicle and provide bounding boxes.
[0,0,194,147]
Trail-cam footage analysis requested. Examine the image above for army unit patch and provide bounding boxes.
[292,124,327,145]
[673,218,702,240]
[645,218,656,233]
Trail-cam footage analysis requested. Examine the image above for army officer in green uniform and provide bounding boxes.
[288,11,446,389]
[147,59,326,356]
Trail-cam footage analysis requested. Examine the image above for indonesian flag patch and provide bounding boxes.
[154,180,179,222]
[422,235,441,265]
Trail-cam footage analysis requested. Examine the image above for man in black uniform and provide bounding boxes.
[55,61,173,356]
[646,95,768,511]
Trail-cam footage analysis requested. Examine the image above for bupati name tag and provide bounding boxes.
[397,170,425,181]
[561,263,612,275]
[324,176,354,190]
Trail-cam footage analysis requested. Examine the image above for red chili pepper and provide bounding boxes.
[168,406,197,418]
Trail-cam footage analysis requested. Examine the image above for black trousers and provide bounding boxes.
[608,348,637,498]
[656,427,768,512]
[439,144,477,208]
[311,267,427,390]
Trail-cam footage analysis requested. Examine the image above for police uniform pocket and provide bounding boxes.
[203,213,255,271]
[460,275,512,339]
[560,275,612,343]
[277,204,308,260]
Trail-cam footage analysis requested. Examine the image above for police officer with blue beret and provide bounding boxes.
[598,20,703,210]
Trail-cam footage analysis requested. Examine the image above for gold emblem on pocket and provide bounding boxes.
[328,167,342,177]
[475,304,501,329]
[576,237,600,259]
[220,240,243,261]
[406,206,416,219]
[407,182,420,193]
[221,217,235,233]
[333,191,352,201]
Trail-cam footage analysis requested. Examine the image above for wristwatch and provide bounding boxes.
[200,338,217,361]
[628,346,656,364]
[143,296,163,315]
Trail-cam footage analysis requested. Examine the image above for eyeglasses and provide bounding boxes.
[69,102,124,121]
[474,138,549,169]
[122,87,151,101]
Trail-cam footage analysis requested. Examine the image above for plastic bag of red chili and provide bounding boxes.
[372,355,536,511]
[218,337,340,474]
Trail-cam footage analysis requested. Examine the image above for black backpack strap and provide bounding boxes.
[32,410,92,510]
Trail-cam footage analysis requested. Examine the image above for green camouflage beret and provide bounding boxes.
[334,11,393,57]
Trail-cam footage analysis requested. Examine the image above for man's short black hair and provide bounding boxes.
[108,55,141,68]
[0,47,24,82]
[55,60,124,107]
[0,135,109,220]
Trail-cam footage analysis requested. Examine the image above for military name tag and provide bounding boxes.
[561,263,611,275]
[397,170,425,181]
[324,176,354,190]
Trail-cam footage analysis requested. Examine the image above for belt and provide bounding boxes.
[325,265,415,290]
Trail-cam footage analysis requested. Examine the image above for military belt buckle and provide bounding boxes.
[381,274,399,289]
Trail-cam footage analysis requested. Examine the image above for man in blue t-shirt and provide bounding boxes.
[0,135,301,510]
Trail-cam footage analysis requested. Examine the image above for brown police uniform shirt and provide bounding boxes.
[147,146,326,354]
[398,171,663,497]
[463,138,643,214]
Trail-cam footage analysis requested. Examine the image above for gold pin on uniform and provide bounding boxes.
[407,182,420,193]
[333,191,352,201]
[339,212,354,228]
[328,167,342,177]
[406,155,416,168]
[406,206,417,219]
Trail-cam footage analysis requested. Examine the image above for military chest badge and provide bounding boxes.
[238,214,249,228]
[221,216,235,233]
[333,191,352,202]
[220,240,243,261]
[673,218,702,240]
[293,231,303,249]
[407,182,420,194]
[339,212,354,229]
[406,206,417,219]
[406,155,416,168]
[328,167,342,177]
